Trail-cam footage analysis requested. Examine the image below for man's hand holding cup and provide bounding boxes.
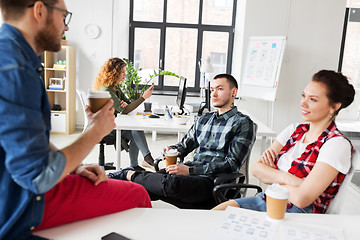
[86,90,115,141]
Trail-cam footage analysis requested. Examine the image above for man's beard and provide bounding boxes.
[35,16,62,52]
[213,95,232,108]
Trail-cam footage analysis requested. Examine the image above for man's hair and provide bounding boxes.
[0,0,58,21]
[213,73,238,89]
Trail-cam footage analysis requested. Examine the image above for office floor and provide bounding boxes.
[50,130,267,208]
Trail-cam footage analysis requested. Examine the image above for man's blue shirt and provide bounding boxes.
[0,23,66,239]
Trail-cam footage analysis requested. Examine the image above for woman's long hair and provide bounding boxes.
[94,57,127,90]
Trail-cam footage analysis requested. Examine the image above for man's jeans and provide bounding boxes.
[234,192,313,213]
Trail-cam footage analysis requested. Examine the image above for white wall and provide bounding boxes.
[0,1,352,131]
[65,0,347,131]
[65,0,130,126]
[234,0,347,132]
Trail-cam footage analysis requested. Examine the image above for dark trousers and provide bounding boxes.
[131,169,216,209]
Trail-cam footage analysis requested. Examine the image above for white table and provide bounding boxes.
[115,112,192,169]
[34,208,360,240]
[336,120,360,134]
[115,110,276,169]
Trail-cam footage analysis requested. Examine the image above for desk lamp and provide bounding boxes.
[199,56,213,99]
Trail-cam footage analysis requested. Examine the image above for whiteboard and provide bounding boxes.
[239,36,286,101]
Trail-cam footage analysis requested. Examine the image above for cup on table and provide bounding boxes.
[265,183,289,220]
[88,90,111,113]
[165,149,178,167]
[144,102,152,112]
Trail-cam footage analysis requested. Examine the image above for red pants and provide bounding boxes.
[35,174,151,231]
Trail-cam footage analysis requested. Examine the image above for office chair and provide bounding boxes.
[326,150,360,214]
[153,123,259,209]
[212,181,263,205]
[76,89,128,170]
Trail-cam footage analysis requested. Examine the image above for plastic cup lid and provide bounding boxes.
[166,149,178,156]
[265,183,289,199]
[88,90,110,98]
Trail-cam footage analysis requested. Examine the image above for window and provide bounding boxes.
[129,0,237,93]
[134,50,141,70]
[210,52,227,81]
[339,0,360,89]
[133,28,161,85]
[214,0,233,9]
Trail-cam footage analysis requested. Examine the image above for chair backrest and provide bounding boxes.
[240,122,258,184]
[76,89,89,132]
[326,149,360,214]
[237,122,258,198]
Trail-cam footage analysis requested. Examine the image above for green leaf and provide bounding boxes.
[121,58,180,101]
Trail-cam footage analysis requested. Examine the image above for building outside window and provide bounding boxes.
[129,0,237,93]
[340,0,360,89]
[134,50,141,70]
[210,52,227,81]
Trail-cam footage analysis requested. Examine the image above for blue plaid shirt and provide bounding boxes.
[171,107,255,177]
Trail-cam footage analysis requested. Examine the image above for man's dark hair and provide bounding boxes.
[0,0,58,21]
[213,73,238,89]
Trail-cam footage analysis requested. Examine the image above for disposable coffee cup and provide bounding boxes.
[165,149,178,167]
[265,183,289,221]
[144,102,152,112]
[88,90,111,113]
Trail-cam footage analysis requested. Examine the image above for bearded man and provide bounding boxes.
[0,1,151,239]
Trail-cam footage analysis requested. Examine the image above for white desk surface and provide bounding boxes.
[34,208,360,240]
[114,110,276,169]
[336,120,360,133]
[115,112,193,168]
[240,109,276,138]
[115,109,276,138]
[115,112,193,133]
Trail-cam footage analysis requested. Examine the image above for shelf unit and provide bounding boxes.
[43,45,76,134]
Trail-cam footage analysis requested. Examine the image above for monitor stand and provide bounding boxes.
[197,105,206,116]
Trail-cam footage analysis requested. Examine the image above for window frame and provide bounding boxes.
[338,7,350,73]
[128,0,237,94]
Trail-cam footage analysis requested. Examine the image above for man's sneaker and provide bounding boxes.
[141,160,155,171]
[107,167,135,180]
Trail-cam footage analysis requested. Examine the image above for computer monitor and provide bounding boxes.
[176,76,187,115]
[198,80,211,116]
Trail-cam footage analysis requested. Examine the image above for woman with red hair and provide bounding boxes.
[94,57,155,171]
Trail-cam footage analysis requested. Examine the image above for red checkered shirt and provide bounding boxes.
[274,121,352,213]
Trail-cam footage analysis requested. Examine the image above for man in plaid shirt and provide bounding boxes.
[110,74,255,208]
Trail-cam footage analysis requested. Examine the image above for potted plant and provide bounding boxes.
[120,58,179,101]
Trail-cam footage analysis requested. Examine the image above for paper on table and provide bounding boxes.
[209,207,345,240]
[136,111,152,116]
[208,207,279,240]
[280,221,344,240]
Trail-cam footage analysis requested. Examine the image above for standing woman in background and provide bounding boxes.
[213,70,355,214]
[94,57,155,171]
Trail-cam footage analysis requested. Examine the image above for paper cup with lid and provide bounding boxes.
[165,148,178,167]
[88,90,111,113]
[265,183,290,220]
